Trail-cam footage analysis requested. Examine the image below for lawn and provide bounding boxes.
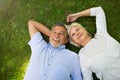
[0,0,120,80]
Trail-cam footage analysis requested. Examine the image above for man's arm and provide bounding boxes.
[28,20,51,38]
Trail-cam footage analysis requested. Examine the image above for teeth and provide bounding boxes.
[53,37,60,42]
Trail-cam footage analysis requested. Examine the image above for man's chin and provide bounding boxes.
[50,42,61,48]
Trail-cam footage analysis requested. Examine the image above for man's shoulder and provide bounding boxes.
[64,49,78,57]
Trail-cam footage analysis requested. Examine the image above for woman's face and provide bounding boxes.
[69,25,89,45]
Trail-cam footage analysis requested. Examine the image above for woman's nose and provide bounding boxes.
[76,31,79,36]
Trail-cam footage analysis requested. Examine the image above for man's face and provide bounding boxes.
[49,26,68,47]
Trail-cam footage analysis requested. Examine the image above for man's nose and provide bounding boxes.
[54,33,59,37]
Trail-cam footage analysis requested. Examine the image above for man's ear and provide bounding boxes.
[49,32,51,37]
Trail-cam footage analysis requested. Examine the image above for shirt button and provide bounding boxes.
[48,64,50,66]
[51,56,53,58]
[44,73,46,76]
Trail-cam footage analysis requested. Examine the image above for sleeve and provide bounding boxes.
[90,6,108,35]
[71,56,83,80]
[80,56,93,80]
[28,32,47,51]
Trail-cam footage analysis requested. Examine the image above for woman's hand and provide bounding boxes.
[66,13,79,23]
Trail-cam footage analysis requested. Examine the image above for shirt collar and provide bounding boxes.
[48,43,65,50]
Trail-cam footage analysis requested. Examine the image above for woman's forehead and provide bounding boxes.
[70,26,79,32]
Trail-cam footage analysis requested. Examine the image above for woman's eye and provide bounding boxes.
[76,28,79,31]
[72,33,75,37]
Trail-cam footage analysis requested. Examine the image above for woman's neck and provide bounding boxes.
[81,36,92,46]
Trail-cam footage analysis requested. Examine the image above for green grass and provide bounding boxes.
[0,0,120,80]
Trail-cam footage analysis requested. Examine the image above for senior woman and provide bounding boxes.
[66,6,120,80]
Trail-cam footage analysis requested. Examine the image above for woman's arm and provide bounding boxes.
[67,6,107,35]
[90,7,107,35]
[66,8,90,23]
[80,56,93,80]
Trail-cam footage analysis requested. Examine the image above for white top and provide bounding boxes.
[78,7,120,80]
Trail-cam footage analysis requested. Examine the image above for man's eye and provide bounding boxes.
[59,33,64,36]
[53,31,56,34]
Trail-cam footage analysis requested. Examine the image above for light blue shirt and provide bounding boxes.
[24,32,82,80]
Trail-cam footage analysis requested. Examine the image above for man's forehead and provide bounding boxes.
[52,26,67,31]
